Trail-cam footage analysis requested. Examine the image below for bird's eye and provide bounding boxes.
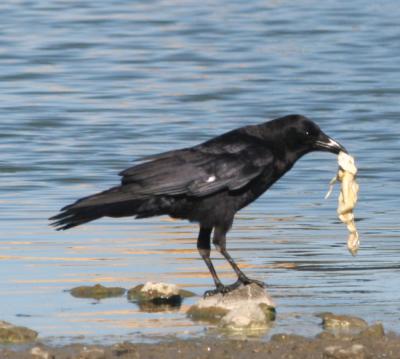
[305,130,310,136]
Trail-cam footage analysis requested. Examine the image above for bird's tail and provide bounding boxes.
[49,186,148,230]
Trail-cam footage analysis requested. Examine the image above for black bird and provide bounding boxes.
[50,114,346,296]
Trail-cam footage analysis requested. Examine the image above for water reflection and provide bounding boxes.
[134,301,183,314]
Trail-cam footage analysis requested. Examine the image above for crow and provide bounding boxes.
[50,114,346,296]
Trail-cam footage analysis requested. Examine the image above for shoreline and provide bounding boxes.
[2,324,400,359]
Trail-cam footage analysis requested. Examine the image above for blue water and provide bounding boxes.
[1,0,399,343]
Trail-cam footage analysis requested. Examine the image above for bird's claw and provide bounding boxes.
[203,288,220,298]
[203,283,237,298]
[203,284,231,298]
[203,278,266,298]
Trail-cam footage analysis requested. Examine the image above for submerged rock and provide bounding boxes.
[70,284,125,299]
[0,320,38,343]
[187,283,275,331]
[317,313,368,335]
[318,313,386,344]
[128,282,195,310]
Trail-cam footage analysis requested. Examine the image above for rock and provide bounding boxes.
[187,305,229,323]
[323,344,365,359]
[70,284,125,300]
[221,303,269,330]
[30,346,51,359]
[0,320,38,343]
[358,323,385,339]
[187,283,275,330]
[316,331,336,340]
[128,282,195,310]
[79,346,105,359]
[317,313,368,335]
[112,342,138,357]
[271,333,307,342]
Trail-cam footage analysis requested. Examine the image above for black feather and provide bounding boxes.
[50,114,345,233]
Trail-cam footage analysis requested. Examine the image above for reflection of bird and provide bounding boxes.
[50,115,346,296]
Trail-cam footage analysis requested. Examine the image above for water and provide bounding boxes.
[1,0,399,343]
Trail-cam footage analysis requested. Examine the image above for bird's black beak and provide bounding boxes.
[314,132,347,154]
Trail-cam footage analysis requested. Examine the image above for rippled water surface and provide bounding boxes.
[1,0,399,343]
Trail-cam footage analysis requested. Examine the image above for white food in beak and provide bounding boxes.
[325,151,360,255]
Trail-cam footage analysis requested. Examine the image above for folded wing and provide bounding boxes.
[120,143,273,197]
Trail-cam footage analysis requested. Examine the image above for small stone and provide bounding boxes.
[79,346,105,359]
[128,282,195,309]
[0,320,38,343]
[358,323,385,339]
[112,342,138,356]
[271,333,290,342]
[323,344,365,359]
[70,284,125,300]
[30,346,50,359]
[317,313,368,334]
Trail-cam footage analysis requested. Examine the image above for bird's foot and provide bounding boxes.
[203,281,242,298]
[238,275,267,288]
[203,278,266,298]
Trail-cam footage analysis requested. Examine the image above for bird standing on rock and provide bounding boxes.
[50,114,347,297]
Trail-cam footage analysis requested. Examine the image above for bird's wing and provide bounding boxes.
[119,144,273,197]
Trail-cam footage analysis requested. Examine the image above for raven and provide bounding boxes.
[50,114,346,296]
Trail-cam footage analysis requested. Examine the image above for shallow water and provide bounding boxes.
[1,0,399,344]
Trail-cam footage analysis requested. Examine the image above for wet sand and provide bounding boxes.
[2,328,400,359]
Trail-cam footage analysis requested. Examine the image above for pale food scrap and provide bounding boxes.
[325,152,359,255]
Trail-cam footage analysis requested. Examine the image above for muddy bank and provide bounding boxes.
[1,327,400,359]
[0,284,397,359]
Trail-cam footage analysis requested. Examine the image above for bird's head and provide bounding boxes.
[277,114,347,156]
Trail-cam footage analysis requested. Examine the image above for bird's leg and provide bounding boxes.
[197,226,225,297]
[213,227,266,291]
